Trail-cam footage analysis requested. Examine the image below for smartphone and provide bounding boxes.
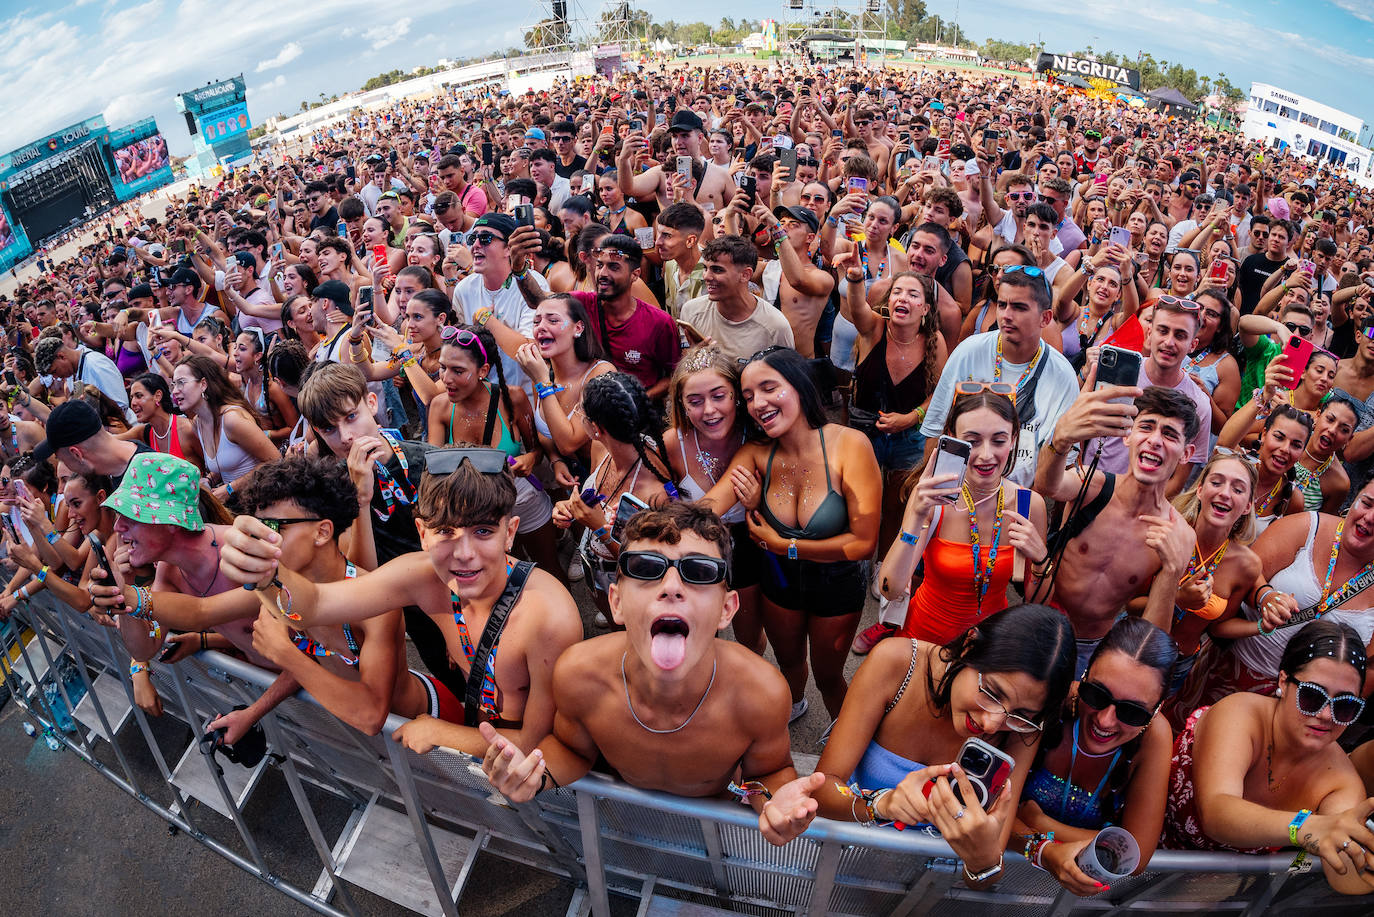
[173,238,186,255]
[982,128,999,156]
[630,119,644,132]
[676,155,693,179]
[1096,344,1143,402]
[358,286,373,310]
[336,219,349,238]
[1297,259,1316,276]
[514,203,535,228]
[1277,335,1316,390]
[1207,259,1230,284]
[345,165,356,182]
[371,243,389,268]
[846,176,869,194]
[481,141,494,166]
[952,737,1016,810]
[613,492,650,541]
[448,231,464,247]
[3,370,17,388]
[738,175,757,206]
[676,318,706,345]
[87,532,121,590]
[12,480,28,503]
[655,113,666,125]
[779,147,798,181]
[931,436,971,493]
[831,129,844,138]
[1107,226,1132,249]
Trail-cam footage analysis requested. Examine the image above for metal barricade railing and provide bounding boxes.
[1,597,1368,917]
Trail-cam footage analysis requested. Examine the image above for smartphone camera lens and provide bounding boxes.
[966,748,991,773]
[1101,350,1117,367]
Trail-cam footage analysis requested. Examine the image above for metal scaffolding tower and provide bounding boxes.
[522,0,587,54]
[780,0,888,64]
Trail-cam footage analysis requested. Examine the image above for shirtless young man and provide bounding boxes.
[1334,315,1374,466]
[763,205,834,358]
[92,455,419,739]
[219,447,582,755]
[616,111,736,213]
[1034,381,1200,676]
[479,502,823,845]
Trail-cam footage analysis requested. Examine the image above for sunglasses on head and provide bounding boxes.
[1156,294,1201,312]
[1077,679,1156,728]
[440,326,489,363]
[1288,677,1366,726]
[1084,130,1103,140]
[617,550,728,585]
[425,446,510,476]
[955,380,1016,402]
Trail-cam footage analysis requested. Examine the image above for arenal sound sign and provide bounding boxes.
[1036,53,1142,91]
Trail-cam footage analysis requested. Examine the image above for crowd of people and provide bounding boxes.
[5,56,1374,898]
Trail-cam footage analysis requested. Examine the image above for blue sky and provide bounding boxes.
[0,0,1369,158]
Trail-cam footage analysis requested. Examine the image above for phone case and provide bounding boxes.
[1277,337,1315,389]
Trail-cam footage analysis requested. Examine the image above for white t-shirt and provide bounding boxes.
[679,294,794,364]
[452,270,548,392]
[1166,220,1198,251]
[919,331,1081,487]
[75,347,134,421]
[359,178,408,217]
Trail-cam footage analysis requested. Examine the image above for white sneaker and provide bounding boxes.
[789,697,809,724]
[568,553,585,583]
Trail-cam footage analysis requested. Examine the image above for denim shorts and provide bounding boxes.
[850,407,926,473]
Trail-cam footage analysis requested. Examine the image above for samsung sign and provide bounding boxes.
[1036,53,1141,91]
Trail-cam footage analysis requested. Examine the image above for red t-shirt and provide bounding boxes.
[571,291,680,391]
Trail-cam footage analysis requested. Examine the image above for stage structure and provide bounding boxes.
[524,0,588,55]
[175,75,252,179]
[0,115,173,273]
[781,0,889,64]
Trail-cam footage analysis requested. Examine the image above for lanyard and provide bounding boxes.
[452,560,515,718]
[373,431,415,522]
[1318,520,1374,616]
[993,336,1042,391]
[291,562,359,665]
[963,484,1005,611]
[1059,719,1121,822]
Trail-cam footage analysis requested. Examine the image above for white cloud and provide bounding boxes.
[255,41,302,72]
[364,16,410,50]
[1330,0,1374,23]
[249,73,287,95]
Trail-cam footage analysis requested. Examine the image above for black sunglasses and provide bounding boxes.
[470,231,504,247]
[260,517,324,532]
[1077,680,1156,728]
[1283,321,1314,336]
[617,550,728,585]
[1289,677,1366,726]
[425,447,509,476]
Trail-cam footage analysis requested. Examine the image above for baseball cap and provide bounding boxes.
[669,110,705,134]
[524,127,546,141]
[34,400,103,461]
[312,280,354,316]
[773,205,819,233]
[164,267,201,289]
[472,212,517,239]
[228,251,255,269]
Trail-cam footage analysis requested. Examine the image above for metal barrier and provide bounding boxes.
[2,594,1368,917]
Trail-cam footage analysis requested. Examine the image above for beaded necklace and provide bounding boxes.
[1316,520,1374,616]
[993,335,1043,392]
[962,483,1005,610]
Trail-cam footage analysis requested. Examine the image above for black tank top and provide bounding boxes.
[852,329,930,414]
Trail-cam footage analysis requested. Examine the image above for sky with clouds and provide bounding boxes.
[0,0,1369,158]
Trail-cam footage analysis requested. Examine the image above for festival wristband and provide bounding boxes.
[899,530,919,545]
[1289,809,1312,845]
[45,530,60,545]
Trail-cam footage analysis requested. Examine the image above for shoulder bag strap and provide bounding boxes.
[463,561,534,726]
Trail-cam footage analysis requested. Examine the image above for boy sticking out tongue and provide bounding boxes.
[480,501,823,845]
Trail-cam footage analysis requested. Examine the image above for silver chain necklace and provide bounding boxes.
[621,651,716,734]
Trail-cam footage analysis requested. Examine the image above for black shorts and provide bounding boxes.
[759,554,866,617]
[727,522,765,590]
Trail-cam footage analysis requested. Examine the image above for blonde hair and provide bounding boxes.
[1172,452,1258,545]
[666,345,741,432]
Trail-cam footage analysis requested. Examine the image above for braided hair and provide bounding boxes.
[582,372,677,490]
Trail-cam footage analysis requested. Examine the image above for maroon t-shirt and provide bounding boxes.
[571,291,680,391]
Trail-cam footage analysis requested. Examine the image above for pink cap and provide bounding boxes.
[1267,197,1291,220]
